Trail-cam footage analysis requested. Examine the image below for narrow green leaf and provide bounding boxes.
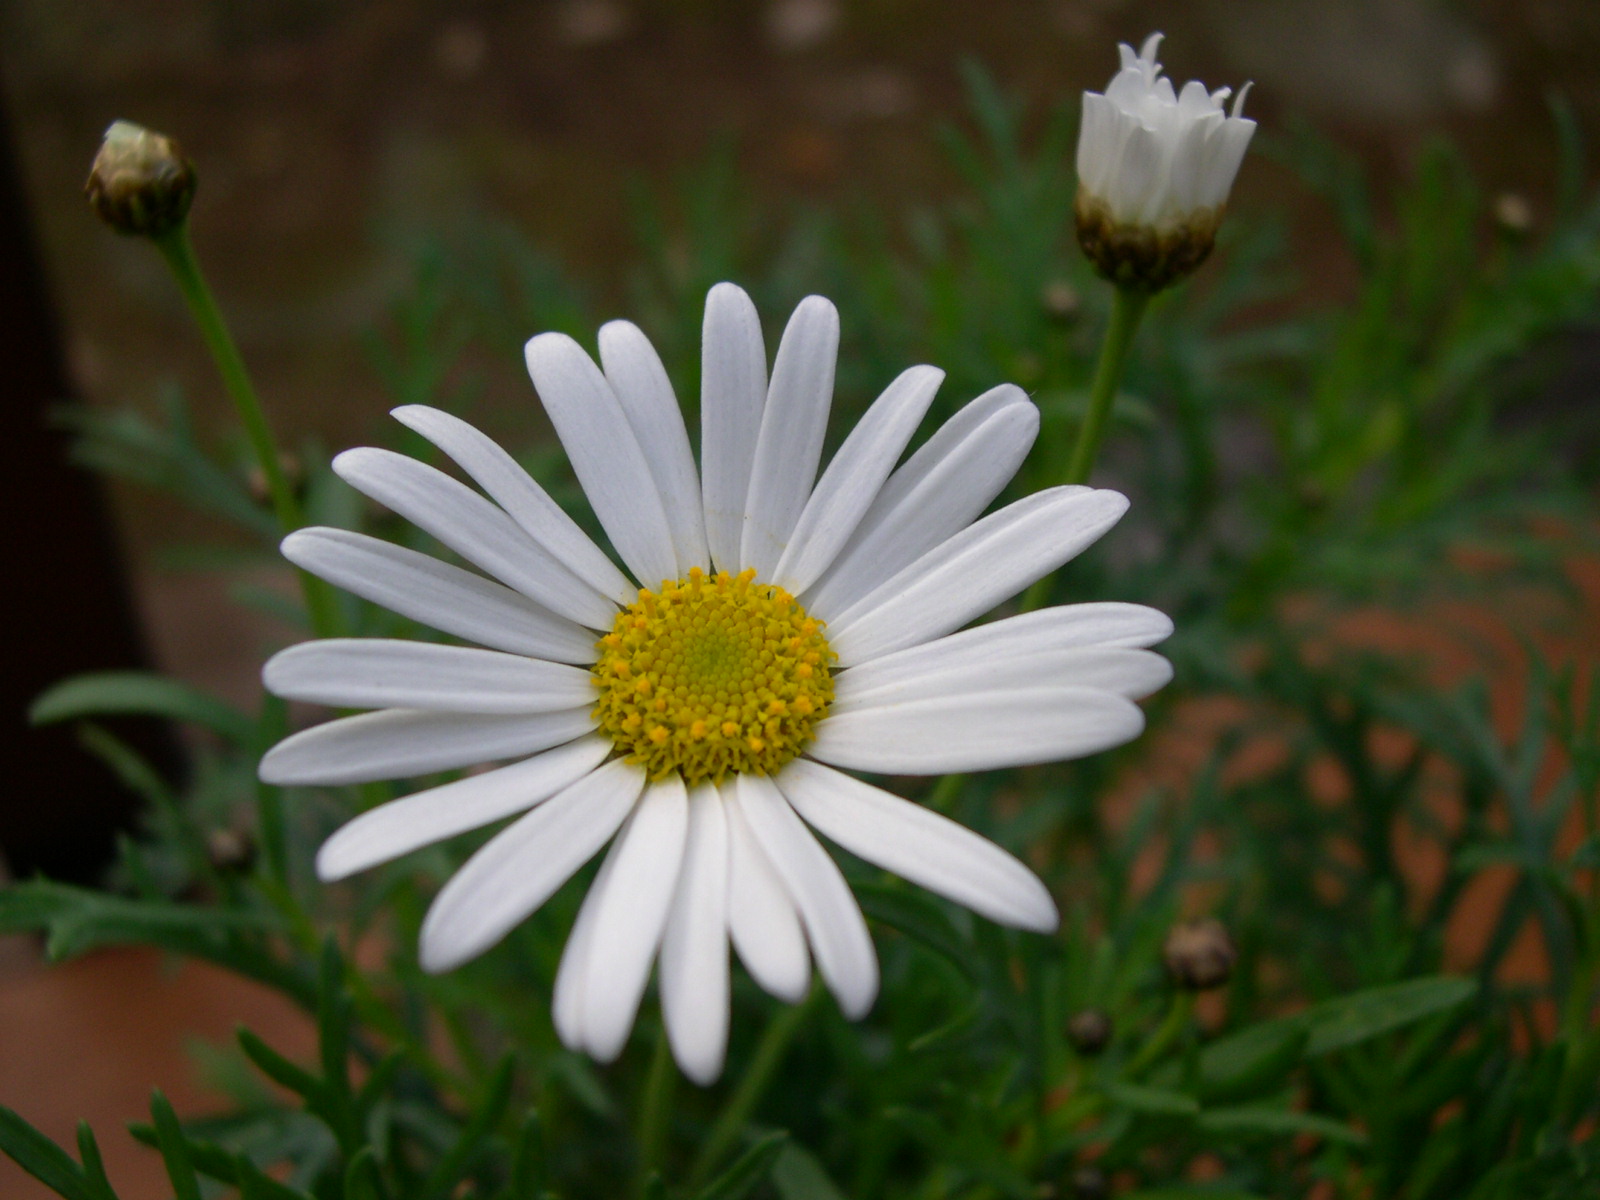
[74,1124,116,1200]
[1303,976,1477,1056]
[1198,1024,1308,1102]
[316,939,352,1099]
[0,1106,94,1200]
[235,1155,314,1200]
[148,1091,202,1200]
[1103,1083,1200,1117]
[771,1142,850,1200]
[30,671,255,744]
[343,1146,382,1200]
[237,1028,324,1103]
[1196,1105,1367,1146]
[507,1108,547,1200]
[698,1130,790,1200]
[0,880,277,963]
[419,1055,515,1200]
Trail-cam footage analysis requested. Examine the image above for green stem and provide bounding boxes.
[689,987,819,1186]
[1019,285,1150,615]
[635,1027,677,1196]
[152,224,339,637]
[1061,285,1149,486]
[1124,991,1193,1079]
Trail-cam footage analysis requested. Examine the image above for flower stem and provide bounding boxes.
[689,986,819,1186]
[1061,285,1149,486]
[152,224,339,637]
[1124,991,1193,1079]
[1019,284,1149,613]
[635,1027,676,1196]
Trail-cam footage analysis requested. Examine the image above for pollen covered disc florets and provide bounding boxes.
[591,567,834,785]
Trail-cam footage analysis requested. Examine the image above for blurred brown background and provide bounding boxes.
[2,1,1598,1197]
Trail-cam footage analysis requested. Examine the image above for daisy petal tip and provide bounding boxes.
[1019,894,1061,935]
[795,293,840,326]
[837,979,878,1022]
[416,937,462,977]
[676,1049,725,1088]
[312,842,355,885]
[523,330,583,374]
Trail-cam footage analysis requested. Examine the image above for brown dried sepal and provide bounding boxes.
[1074,192,1220,293]
[86,123,197,238]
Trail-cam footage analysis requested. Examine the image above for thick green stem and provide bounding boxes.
[689,987,819,1186]
[1061,285,1149,486]
[152,224,339,637]
[635,1028,677,1196]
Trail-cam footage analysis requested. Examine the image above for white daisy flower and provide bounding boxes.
[259,284,1173,1083]
[1075,32,1256,291]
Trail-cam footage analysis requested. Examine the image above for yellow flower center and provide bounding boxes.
[591,567,834,786]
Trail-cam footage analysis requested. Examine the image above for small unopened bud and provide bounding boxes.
[1066,1009,1113,1055]
[86,120,196,237]
[1492,192,1533,239]
[205,827,256,873]
[1163,917,1236,990]
[1070,1166,1110,1200]
[1041,280,1082,323]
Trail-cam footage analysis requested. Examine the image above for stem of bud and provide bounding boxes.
[1063,285,1149,486]
[151,225,340,637]
[1021,284,1148,612]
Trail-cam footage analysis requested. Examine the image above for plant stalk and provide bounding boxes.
[1021,284,1150,613]
[1062,284,1149,486]
[689,986,819,1186]
[635,1027,677,1196]
[152,224,339,637]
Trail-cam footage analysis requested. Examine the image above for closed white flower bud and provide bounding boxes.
[1075,33,1255,291]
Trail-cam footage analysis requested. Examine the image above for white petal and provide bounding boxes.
[390,406,634,605]
[777,759,1057,932]
[734,774,877,1019]
[599,322,710,573]
[576,778,690,1061]
[803,386,1039,621]
[418,758,645,973]
[739,296,839,577]
[835,646,1174,709]
[551,827,617,1050]
[525,333,680,588]
[807,686,1145,775]
[315,735,611,880]
[723,784,811,1003]
[660,784,731,1084]
[1077,92,1117,194]
[700,283,768,575]
[834,602,1174,706]
[825,488,1130,666]
[260,706,596,786]
[770,365,944,594]
[333,447,615,629]
[282,527,597,664]
[262,639,595,713]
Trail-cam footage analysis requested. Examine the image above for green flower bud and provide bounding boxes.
[85,120,196,237]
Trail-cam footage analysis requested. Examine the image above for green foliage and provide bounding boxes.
[4,63,1598,1200]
